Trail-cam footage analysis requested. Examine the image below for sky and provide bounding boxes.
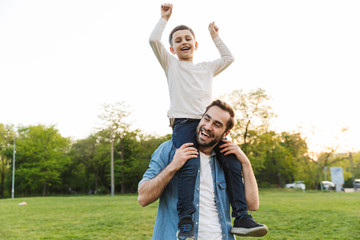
[1,0,359,153]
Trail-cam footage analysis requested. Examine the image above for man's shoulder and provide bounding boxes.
[153,140,174,156]
[157,140,173,148]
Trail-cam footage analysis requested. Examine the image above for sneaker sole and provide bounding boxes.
[231,225,268,237]
[176,231,195,240]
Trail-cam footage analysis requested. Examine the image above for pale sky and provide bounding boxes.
[1,0,359,153]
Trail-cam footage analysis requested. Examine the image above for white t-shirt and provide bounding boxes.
[198,152,222,240]
[149,18,234,119]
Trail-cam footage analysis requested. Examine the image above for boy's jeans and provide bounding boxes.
[172,118,248,220]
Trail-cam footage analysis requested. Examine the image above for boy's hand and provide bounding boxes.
[161,3,173,21]
[171,143,198,171]
[218,139,251,166]
[208,21,219,39]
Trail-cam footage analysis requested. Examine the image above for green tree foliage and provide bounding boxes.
[0,124,14,197]
[115,132,171,193]
[68,132,111,194]
[2,93,360,197]
[222,88,276,154]
[247,131,308,187]
[15,125,71,196]
[221,89,311,187]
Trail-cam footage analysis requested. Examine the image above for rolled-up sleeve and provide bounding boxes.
[138,141,175,187]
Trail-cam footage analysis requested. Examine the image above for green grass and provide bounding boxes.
[0,190,359,239]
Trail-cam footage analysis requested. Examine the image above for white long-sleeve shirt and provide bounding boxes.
[149,18,234,119]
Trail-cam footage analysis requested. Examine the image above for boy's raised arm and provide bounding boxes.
[161,3,173,21]
[208,21,219,39]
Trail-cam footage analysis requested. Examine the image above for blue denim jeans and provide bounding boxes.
[172,118,200,219]
[172,118,248,220]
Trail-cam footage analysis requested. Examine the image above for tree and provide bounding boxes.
[248,131,295,186]
[68,132,110,194]
[114,132,172,193]
[15,125,71,196]
[221,88,276,154]
[0,124,14,197]
[98,101,133,194]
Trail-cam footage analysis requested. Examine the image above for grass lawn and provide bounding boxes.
[0,190,359,239]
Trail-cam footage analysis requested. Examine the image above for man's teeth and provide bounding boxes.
[202,130,210,137]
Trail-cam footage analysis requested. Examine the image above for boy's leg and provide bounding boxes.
[214,141,268,237]
[214,142,248,218]
[172,119,200,239]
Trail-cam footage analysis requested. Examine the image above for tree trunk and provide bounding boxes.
[94,171,98,194]
[121,183,126,194]
[0,157,4,197]
[42,181,47,196]
[120,138,126,194]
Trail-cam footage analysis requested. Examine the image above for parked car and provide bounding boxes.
[321,181,335,190]
[285,181,306,190]
[354,179,360,190]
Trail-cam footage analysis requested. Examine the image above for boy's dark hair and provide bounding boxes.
[204,100,235,132]
[169,25,195,46]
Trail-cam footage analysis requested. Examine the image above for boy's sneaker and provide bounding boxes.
[177,216,195,240]
[231,214,268,237]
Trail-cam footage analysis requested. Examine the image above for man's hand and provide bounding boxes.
[161,3,173,21]
[218,139,250,165]
[208,21,219,39]
[171,143,198,171]
[138,142,197,207]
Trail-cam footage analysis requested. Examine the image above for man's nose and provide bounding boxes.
[203,122,212,131]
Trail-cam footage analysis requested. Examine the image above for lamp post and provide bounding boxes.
[11,132,15,199]
[110,133,115,197]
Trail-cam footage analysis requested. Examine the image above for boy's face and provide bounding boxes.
[170,29,198,62]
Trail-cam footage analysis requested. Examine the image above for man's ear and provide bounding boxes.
[170,46,176,55]
[195,41,198,50]
[223,130,230,139]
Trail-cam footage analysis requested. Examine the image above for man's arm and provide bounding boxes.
[218,139,259,211]
[138,143,198,207]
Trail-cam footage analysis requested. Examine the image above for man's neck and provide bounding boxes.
[198,146,215,156]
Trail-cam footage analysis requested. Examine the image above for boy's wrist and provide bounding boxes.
[161,16,170,21]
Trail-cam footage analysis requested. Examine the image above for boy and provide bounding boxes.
[149,3,267,239]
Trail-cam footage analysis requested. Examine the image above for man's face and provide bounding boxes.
[170,29,198,62]
[196,106,230,148]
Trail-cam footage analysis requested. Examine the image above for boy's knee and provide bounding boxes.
[183,158,198,174]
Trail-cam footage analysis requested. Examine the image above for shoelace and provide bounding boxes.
[180,224,192,232]
[243,215,257,224]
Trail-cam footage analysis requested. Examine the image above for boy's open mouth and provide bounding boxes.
[181,47,190,51]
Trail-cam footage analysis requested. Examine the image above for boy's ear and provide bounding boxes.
[195,41,198,50]
[170,46,176,55]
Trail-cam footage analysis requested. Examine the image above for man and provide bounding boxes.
[138,100,267,240]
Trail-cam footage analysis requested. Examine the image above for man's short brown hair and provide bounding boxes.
[204,100,235,132]
[169,25,196,46]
